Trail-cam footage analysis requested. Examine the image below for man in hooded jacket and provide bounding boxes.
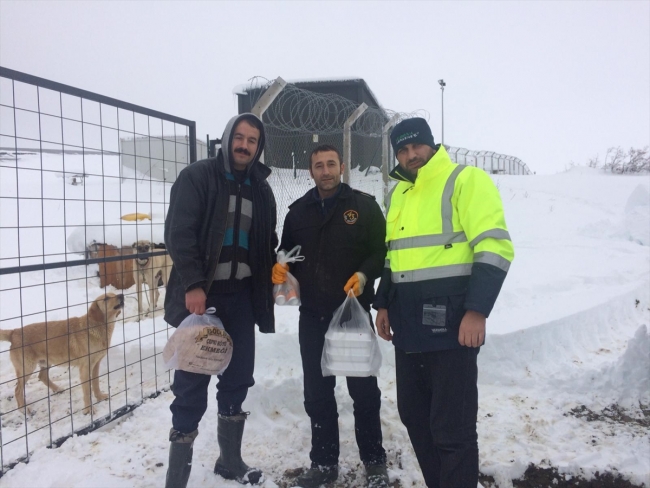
[163,113,277,487]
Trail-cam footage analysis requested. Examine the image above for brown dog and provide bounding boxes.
[132,240,172,318]
[0,293,124,415]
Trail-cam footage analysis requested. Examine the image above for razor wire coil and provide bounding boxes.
[242,76,426,136]
[239,77,531,175]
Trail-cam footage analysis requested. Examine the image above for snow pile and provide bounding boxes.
[600,324,650,410]
[623,184,650,246]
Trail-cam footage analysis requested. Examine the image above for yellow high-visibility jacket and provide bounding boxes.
[374,146,514,352]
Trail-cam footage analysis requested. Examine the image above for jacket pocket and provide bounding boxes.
[419,298,450,338]
[419,284,466,340]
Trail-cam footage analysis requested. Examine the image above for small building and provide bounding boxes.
[235,78,387,172]
[119,135,207,183]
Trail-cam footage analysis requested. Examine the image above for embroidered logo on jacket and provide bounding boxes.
[343,210,358,224]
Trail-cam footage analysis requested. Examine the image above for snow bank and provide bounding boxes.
[599,324,650,410]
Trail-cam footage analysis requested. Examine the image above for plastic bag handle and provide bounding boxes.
[278,245,305,264]
[205,307,217,315]
[341,290,374,332]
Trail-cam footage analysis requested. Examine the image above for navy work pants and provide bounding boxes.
[170,285,256,434]
[395,346,479,488]
[299,311,386,467]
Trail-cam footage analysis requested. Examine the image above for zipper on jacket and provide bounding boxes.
[230,182,242,280]
[207,228,227,292]
[264,185,273,312]
[315,202,325,279]
[314,194,340,280]
[205,171,229,294]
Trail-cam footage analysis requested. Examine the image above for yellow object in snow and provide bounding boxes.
[121,212,151,221]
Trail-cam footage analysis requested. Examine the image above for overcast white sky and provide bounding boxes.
[1,0,648,174]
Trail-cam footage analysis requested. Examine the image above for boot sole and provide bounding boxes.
[214,464,262,485]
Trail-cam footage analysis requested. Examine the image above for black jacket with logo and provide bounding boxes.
[164,114,278,331]
[279,183,387,317]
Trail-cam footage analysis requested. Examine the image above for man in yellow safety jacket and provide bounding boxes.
[374,117,514,488]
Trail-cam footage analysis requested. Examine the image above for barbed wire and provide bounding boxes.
[241,76,426,136]
[238,76,531,175]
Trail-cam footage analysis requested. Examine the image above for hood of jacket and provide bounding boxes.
[220,112,266,175]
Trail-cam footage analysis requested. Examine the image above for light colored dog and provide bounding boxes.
[0,293,124,415]
[132,240,173,317]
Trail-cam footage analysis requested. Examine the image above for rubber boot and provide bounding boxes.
[366,464,390,488]
[165,428,198,488]
[213,412,263,485]
[292,463,338,488]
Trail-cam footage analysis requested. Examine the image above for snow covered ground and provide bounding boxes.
[1,152,649,487]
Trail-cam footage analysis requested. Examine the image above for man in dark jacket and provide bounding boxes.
[273,145,390,488]
[163,113,277,488]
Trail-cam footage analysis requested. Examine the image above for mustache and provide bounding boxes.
[234,147,251,156]
[407,157,423,165]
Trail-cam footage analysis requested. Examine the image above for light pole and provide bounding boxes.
[438,79,446,144]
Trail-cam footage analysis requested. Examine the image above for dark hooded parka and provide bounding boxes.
[164,113,277,332]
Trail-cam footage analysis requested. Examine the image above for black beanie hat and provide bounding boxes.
[390,117,435,154]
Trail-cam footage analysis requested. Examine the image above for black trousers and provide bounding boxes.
[299,312,386,467]
[395,346,479,488]
[170,285,256,434]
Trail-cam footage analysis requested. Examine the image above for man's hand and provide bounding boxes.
[185,288,207,315]
[343,272,367,297]
[375,308,393,341]
[458,310,486,347]
[272,262,288,284]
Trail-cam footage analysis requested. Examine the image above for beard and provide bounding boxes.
[315,175,341,193]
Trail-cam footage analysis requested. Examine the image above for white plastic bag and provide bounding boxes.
[321,291,382,377]
[163,307,233,375]
[274,245,305,306]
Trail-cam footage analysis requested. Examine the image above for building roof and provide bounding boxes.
[232,77,383,108]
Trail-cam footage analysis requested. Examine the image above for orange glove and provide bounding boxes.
[272,262,289,284]
[343,272,367,297]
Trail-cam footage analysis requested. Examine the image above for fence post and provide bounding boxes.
[459,148,468,165]
[251,77,287,165]
[343,103,368,184]
[452,148,460,164]
[189,122,197,163]
[251,77,287,117]
[382,114,400,202]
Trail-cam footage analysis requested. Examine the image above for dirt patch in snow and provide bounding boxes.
[566,403,650,428]
[480,465,642,487]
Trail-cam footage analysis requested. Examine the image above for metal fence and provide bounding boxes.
[446,146,531,176]
[0,66,197,474]
[234,77,413,232]
[234,77,531,232]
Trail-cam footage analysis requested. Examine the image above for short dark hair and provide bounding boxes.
[310,144,342,168]
[237,114,263,134]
